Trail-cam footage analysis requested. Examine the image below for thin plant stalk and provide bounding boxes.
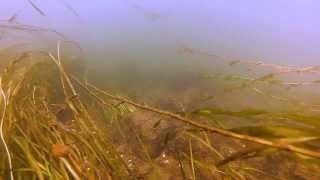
[71,76,320,158]
[0,78,14,180]
[189,138,196,180]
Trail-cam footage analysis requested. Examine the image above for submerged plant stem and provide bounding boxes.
[0,80,14,180]
[189,138,196,180]
[71,76,320,159]
[60,157,80,180]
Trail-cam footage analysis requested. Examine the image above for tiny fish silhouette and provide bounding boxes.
[8,14,18,23]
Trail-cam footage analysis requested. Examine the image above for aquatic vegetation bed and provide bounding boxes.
[0,48,319,180]
[0,53,133,179]
[0,18,319,180]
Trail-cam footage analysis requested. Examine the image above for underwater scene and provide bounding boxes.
[0,1,320,179]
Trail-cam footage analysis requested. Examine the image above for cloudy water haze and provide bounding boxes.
[1,1,320,179]
[1,0,320,67]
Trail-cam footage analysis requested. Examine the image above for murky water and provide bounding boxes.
[0,1,320,180]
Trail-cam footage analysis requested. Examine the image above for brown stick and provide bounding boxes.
[71,76,320,159]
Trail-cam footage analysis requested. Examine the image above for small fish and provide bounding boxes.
[229,60,241,66]
[152,119,162,129]
[113,101,125,108]
[8,14,18,23]
[256,73,274,81]
[200,95,215,102]
[162,132,170,148]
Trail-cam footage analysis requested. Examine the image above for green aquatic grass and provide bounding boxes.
[0,48,319,179]
[0,18,319,180]
[0,53,132,179]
